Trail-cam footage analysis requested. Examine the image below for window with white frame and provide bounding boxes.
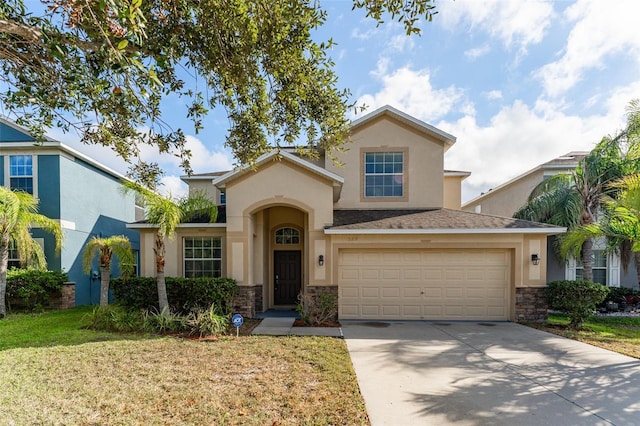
[8,240,20,269]
[183,237,222,278]
[574,250,607,285]
[9,155,33,194]
[219,191,226,205]
[275,227,300,245]
[364,152,404,197]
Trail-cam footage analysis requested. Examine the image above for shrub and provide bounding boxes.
[143,307,188,334]
[547,280,610,328]
[6,269,68,312]
[83,305,144,332]
[111,276,238,315]
[186,304,229,337]
[297,292,338,326]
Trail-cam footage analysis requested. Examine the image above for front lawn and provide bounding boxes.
[527,313,640,359]
[0,308,369,425]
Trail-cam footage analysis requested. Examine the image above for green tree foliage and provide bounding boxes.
[82,235,134,307]
[547,280,609,328]
[559,100,640,283]
[514,143,624,281]
[0,187,63,318]
[0,0,438,182]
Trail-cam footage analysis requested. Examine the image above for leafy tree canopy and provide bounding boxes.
[0,0,437,185]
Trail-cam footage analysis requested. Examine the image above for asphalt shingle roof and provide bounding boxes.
[329,209,560,231]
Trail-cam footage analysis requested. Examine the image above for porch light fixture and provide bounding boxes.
[531,254,540,266]
[318,255,324,266]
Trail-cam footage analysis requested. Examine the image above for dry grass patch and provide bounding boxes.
[0,336,368,425]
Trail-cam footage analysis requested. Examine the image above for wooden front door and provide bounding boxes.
[274,251,302,305]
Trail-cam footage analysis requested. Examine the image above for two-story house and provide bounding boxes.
[462,152,639,289]
[1,117,141,306]
[130,106,565,321]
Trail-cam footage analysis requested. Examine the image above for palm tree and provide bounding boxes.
[82,235,135,307]
[561,174,640,284]
[124,183,217,312]
[514,142,624,281]
[0,187,63,318]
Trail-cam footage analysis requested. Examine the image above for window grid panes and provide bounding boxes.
[8,240,20,269]
[183,237,222,278]
[364,152,403,197]
[9,155,33,194]
[275,227,300,245]
[575,250,607,286]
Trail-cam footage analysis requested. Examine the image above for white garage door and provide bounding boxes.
[338,249,510,320]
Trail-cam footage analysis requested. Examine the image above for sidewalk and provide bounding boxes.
[251,317,343,337]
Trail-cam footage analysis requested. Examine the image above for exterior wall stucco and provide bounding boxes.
[326,116,445,209]
[443,175,464,210]
[463,170,544,216]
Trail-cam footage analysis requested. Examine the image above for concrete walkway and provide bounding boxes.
[251,317,343,337]
[343,321,640,426]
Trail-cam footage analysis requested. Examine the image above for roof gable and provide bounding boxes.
[350,105,456,150]
[0,118,36,142]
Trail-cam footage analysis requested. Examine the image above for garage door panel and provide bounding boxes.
[339,248,510,320]
[361,287,380,298]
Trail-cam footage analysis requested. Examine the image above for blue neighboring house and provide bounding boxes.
[0,117,141,305]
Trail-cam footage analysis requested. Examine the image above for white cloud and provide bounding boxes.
[443,98,634,202]
[464,45,491,61]
[438,0,554,50]
[536,0,640,97]
[388,34,415,53]
[483,90,503,101]
[358,66,466,122]
[158,175,188,199]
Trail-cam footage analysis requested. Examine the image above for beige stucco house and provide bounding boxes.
[130,106,565,321]
[462,151,639,289]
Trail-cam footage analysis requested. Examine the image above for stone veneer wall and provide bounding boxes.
[234,285,262,318]
[515,287,548,322]
[48,282,76,310]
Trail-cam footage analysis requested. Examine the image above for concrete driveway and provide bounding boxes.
[342,321,640,425]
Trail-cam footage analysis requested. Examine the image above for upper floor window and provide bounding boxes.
[9,155,33,194]
[220,191,226,205]
[183,237,222,278]
[364,152,404,198]
[275,227,300,245]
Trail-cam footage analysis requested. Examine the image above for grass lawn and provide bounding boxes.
[527,313,640,359]
[0,307,369,425]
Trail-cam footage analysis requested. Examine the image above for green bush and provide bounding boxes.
[6,269,68,312]
[186,304,229,337]
[84,305,145,332]
[547,280,610,328]
[111,276,238,315]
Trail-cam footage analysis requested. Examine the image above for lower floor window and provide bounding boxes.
[8,240,20,269]
[184,237,222,278]
[574,250,607,286]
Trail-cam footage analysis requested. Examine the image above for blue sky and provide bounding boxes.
[44,0,640,202]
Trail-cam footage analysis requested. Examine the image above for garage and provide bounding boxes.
[338,248,511,320]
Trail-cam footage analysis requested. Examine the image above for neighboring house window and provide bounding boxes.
[220,191,226,205]
[183,237,222,278]
[566,249,620,287]
[9,155,33,194]
[364,152,404,197]
[275,227,300,245]
[8,240,20,269]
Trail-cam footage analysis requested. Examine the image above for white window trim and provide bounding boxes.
[565,249,620,287]
[4,154,38,198]
[183,236,222,278]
